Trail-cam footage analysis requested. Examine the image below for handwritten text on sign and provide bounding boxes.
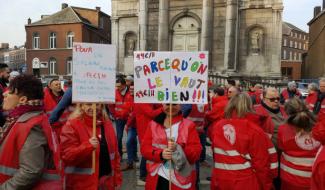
[72,43,116,103]
[134,51,208,104]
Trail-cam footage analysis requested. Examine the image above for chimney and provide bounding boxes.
[314,6,321,17]
[96,6,101,11]
[323,0,325,10]
[27,18,31,25]
[62,3,68,10]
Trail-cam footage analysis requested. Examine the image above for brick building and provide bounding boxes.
[304,1,325,79]
[281,22,308,80]
[25,3,111,77]
[9,46,26,72]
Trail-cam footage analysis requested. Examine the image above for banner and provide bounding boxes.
[72,42,116,103]
[134,51,208,104]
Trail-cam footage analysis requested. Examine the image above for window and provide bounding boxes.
[299,43,302,49]
[33,33,40,49]
[290,41,293,47]
[49,32,56,49]
[289,51,292,60]
[283,50,287,59]
[67,32,74,48]
[282,67,293,78]
[294,52,297,60]
[49,58,56,75]
[283,39,287,46]
[66,57,72,75]
[294,42,297,48]
[99,17,104,29]
[298,53,302,61]
[303,35,306,40]
[299,34,302,39]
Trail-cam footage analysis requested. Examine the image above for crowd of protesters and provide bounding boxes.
[0,61,325,189]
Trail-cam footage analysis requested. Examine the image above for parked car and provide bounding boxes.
[297,82,309,98]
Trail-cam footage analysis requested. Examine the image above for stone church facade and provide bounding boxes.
[111,0,283,78]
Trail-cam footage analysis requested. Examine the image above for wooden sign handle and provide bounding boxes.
[92,103,96,173]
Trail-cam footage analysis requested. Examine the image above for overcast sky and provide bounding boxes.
[0,0,323,47]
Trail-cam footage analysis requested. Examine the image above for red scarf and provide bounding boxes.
[0,102,44,145]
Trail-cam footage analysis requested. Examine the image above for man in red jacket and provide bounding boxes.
[109,77,131,158]
[0,63,10,126]
[306,78,325,115]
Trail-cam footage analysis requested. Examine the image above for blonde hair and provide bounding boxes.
[225,93,254,118]
[68,103,110,121]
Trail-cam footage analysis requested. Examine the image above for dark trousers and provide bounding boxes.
[199,132,207,162]
[126,127,138,164]
[140,157,147,178]
[115,119,126,157]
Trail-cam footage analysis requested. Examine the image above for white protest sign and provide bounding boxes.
[72,42,116,103]
[134,51,208,104]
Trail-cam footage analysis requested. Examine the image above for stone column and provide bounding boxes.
[268,6,283,78]
[158,0,169,51]
[223,0,238,71]
[201,0,214,52]
[139,0,148,50]
[111,17,120,72]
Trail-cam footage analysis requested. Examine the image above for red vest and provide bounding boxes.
[61,118,121,190]
[278,124,320,188]
[187,104,208,133]
[0,113,61,189]
[146,119,195,188]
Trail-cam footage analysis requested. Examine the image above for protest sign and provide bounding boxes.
[72,42,116,103]
[134,51,208,104]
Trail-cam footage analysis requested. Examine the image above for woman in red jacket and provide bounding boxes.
[210,93,272,190]
[278,98,320,190]
[60,103,122,190]
[141,104,202,190]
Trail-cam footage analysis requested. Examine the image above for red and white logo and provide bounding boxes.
[223,124,236,145]
[295,132,321,150]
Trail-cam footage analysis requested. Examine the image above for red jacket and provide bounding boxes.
[43,87,68,135]
[187,104,208,134]
[134,103,163,143]
[0,113,61,189]
[305,92,325,115]
[109,88,131,120]
[141,115,201,190]
[278,123,320,189]
[210,115,272,190]
[206,96,228,139]
[280,88,302,104]
[311,116,325,190]
[60,116,122,190]
[246,113,278,179]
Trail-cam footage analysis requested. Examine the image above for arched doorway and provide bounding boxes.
[172,16,200,51]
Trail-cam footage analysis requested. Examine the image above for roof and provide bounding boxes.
[28,7,83,26]
[27,6,107,28]
[283,22,307,33]
[308,10,325,26]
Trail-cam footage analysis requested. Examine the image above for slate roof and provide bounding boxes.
[283,22,307,33]
[28,6,97,28]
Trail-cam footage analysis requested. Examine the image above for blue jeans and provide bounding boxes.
[126,127,138,164]
[199,132,207,162]
[115,119,127,157]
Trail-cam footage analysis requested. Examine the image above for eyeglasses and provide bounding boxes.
[265,97,280,102]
